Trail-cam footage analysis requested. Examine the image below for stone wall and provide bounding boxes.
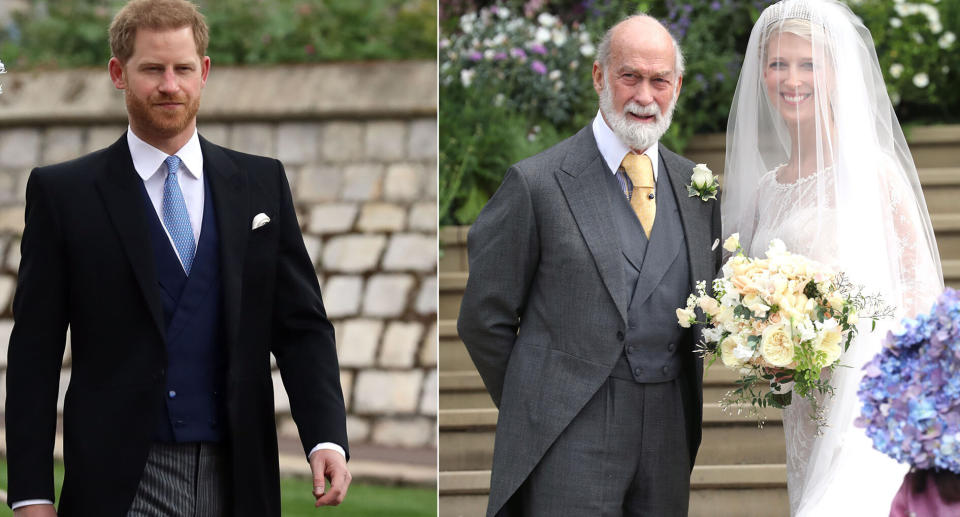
[0,62,438,449]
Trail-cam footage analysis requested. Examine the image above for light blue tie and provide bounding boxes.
[162,155,196,275]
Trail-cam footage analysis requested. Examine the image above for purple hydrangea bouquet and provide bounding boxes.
[856,287,960,474]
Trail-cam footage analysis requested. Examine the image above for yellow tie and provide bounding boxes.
[621,153,656,238]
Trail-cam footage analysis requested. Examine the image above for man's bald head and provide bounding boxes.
[597,15,684,77]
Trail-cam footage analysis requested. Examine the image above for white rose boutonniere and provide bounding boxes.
[687,163,719,201]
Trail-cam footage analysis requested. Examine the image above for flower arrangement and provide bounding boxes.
[678,234,888,428]
[856,287,960,474]
[439,5,596,128]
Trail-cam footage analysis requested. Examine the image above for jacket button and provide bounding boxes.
[168,390,177,399]
[626,345,635,355]
[634,367,643,377]
[616,331,625,341]
[668,343,676,352]
[662,365,669,375]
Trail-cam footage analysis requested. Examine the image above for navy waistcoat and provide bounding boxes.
[141,174,227,442]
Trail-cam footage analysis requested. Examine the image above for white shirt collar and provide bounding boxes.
[591,110,659,180]
[126,127,203,181]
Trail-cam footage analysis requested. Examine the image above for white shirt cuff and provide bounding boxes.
[11,499,55,510]
[308,442,346,460]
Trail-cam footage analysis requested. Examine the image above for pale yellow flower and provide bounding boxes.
[720,335,745,367]
[815,325,843,367]
[698,296,720,317]
[676,307,695,328]
[723,233,740,253]
[760,323,795,367]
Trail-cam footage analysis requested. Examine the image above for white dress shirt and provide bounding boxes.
[592,110,660,181]
[12,129,341,511]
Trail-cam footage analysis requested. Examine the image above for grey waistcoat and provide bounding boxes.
[603,154,692,383]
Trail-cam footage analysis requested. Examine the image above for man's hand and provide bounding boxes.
[13,504,57,517]
[309,449,351,507]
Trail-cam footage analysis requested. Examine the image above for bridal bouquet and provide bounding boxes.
[677,234,887,429]
[856,288,960,474]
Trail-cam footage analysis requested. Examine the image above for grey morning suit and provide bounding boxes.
[458,125,722,516]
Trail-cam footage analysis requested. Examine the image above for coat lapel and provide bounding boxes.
[200,136,248,351]
[94,134,165,339]
[554,127,628,324]
[663,144,713,288]
[630,155,684,309]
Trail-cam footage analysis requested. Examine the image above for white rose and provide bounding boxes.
[760,324,795,367]
[890,63,904,78]
[913,73,930,88]
[733,342,755,363]
[691,163,714,189]
[723,233,740,253]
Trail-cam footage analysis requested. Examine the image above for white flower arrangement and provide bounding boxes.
[678,234,891,429]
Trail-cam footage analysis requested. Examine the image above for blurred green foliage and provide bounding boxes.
[0,0,437,69]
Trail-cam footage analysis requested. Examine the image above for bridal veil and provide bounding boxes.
[721,0,943,513]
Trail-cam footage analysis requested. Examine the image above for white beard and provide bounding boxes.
[599,76,676,152]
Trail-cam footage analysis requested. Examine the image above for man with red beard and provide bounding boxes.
[5,1,350,515]
[459,15,721,516]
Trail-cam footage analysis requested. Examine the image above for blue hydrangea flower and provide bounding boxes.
[857,288,960,473]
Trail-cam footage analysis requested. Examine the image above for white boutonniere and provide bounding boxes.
[687,163,719,201]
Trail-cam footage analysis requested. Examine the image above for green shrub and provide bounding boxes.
[0,0,437,69]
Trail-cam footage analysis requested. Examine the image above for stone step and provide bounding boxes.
[439,465,789,517]
[946,259,960,289]
[439,404,785,471]
[934,214,960,261]
[919,168,960,216]
[439,271,468,320]
[440,226,470,274]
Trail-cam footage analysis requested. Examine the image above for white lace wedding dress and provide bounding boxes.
[749,167,939,516]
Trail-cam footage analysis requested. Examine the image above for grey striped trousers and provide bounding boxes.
[127,442,229,517]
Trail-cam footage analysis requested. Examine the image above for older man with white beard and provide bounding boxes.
[458,13,722,517]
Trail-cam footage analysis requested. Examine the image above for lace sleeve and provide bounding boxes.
[879,159,943,316]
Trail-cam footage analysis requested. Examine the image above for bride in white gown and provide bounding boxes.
[722,1,944,515]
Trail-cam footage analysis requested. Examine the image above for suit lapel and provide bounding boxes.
[663,144,713,289]
[200,136,247,351]
[555,127,629,324]
[94,134,165,338]
[631,155,683,309]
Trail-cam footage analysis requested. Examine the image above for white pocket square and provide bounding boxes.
[252,213,271,230]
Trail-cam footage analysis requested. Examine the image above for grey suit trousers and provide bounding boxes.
[518,359,691,517]
[127,442,229,517]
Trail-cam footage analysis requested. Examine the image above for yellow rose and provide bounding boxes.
[760,324,795,367]
[720,335,745,367]
[815,326,843,367]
